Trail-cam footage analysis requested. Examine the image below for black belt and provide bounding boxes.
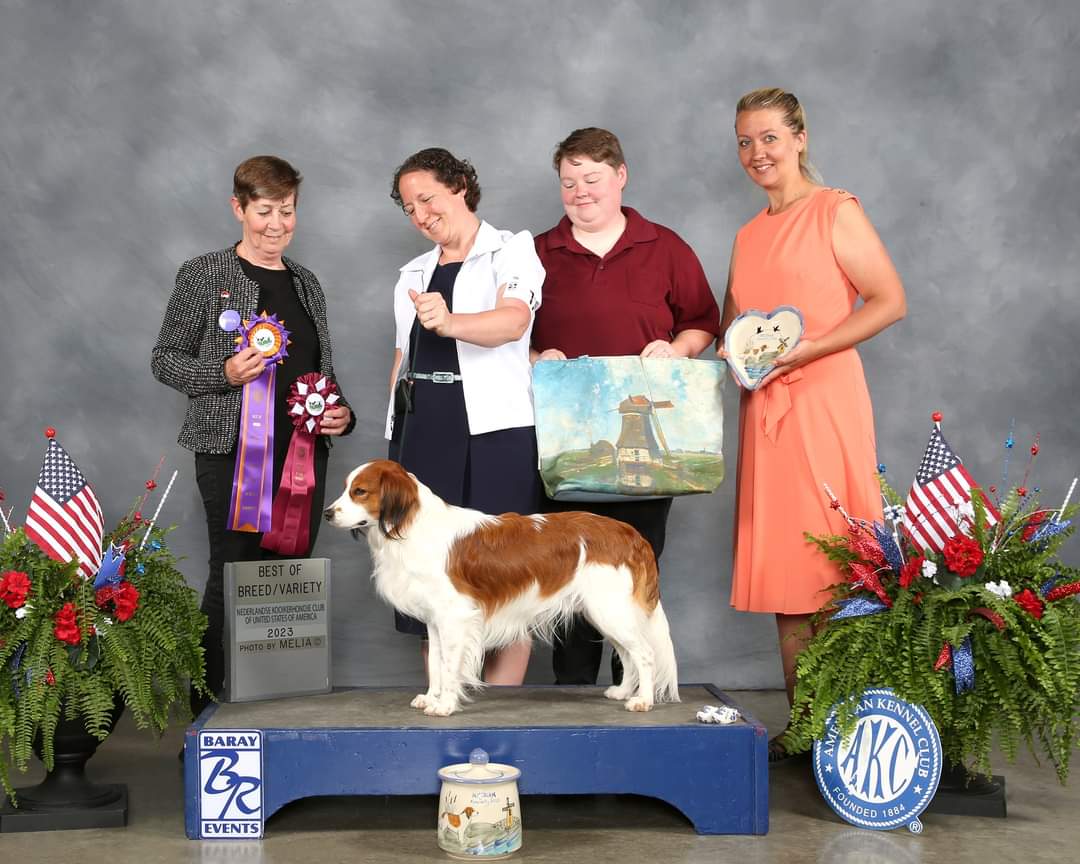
[406,371,462,383]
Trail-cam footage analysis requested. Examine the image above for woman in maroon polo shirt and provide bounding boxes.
[530,127,721,686]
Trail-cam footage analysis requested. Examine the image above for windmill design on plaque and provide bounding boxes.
[615,395,674,490]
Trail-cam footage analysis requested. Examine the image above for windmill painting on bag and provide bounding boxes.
[532,356,725,501]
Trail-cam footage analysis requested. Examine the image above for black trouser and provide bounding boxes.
[193,446,329,715]
[543,497,673,686]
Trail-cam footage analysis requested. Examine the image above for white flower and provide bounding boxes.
[15,605,30,619]
[921,560,938,581]
[984,580,1012,599]
[957,501,975,521]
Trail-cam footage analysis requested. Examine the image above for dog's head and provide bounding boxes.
[323,460,420,540]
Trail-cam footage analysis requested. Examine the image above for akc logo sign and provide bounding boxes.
[813,688,941,832]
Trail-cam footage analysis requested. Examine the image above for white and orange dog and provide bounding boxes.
[324,460,679,716]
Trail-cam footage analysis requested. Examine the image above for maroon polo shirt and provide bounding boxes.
[531,207,720,358]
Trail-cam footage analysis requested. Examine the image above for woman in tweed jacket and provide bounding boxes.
[152,155,352,712]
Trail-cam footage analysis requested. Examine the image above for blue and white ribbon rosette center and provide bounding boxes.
[813,687,942,833]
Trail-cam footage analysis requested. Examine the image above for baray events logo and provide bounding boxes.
[813,688,942,832]
[198,729,264,838]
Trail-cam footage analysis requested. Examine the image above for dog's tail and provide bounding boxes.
[647,600,680,703]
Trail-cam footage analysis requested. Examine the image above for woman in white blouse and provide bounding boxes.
[386,148,545,684]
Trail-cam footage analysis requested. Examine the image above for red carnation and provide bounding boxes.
[1013,588,1045,620]
[113,582,140,622]
[942,535,984,577]
[45,669,56,686]
[0,570,31,609]
[899,555,924,589]
[1022,511,1048,542]
[95,582,140,621]
[53,602,82,645]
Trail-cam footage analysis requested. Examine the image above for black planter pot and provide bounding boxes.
[0,699,129,832]
[925,757,1007,818]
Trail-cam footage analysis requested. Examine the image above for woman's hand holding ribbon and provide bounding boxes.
[225,346,266,386]
[319,405,351,436]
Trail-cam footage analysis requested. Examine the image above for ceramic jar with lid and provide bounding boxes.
[437,748,522,859]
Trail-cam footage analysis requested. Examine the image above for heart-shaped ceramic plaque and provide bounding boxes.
[723,305,804,389]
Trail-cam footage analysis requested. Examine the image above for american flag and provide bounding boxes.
[24,438,104,580]
[903,425,1000,553]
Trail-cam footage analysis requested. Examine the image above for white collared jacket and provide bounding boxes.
[385,220,545,438]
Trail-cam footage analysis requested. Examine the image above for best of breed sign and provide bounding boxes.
[224,557,331,701]
[813,688,942,833]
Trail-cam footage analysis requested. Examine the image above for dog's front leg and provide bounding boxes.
[411,624,444,710]
[425,619,466,716]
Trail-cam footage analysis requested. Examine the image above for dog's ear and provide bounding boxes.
[378,464,418,539]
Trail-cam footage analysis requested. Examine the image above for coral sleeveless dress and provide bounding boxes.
[729,187,883,614]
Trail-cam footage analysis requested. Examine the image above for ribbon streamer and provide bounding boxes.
[830,596,890,620]
[227,312,290,533]
[93,543,127,590]
[261,374,340,555]
[873,521,905,574]
[953,636,975,693]
[1045,581,1080,603]
[968,607,1007,632]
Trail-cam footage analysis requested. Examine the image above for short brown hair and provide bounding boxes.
[735,89,821,182]
[232,155,303,210]
[390,148,482,212]
[552,127,626,172]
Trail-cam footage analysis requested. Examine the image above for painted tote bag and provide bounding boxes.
[532,356,725,501]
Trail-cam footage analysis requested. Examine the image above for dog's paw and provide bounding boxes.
[624,696,653,712]
[410,693,435,709]
[604,685,631,701]
[424,700,458,717]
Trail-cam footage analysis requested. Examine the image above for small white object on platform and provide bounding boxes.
[697,705,740,725]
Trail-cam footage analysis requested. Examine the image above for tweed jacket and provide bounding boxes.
[151,246,352,454]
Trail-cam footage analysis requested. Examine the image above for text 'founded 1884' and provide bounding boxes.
[813,688,942,833]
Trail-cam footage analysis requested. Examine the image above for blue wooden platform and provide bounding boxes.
[184,684,768,837]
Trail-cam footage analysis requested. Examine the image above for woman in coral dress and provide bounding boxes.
[720,89,907,759]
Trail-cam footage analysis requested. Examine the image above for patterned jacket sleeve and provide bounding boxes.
[150,257,233,397]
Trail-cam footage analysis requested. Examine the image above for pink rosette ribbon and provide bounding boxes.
[260,373,340,555]
[227,311,291,533]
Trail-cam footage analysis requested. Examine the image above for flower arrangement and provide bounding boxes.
[784,418,1080,782]
[0,445,207,803]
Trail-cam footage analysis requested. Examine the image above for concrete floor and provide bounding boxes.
[2,690,1077,864]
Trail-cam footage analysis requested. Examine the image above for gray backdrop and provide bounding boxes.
[1,0,1077,691]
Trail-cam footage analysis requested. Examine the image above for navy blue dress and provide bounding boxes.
[389,261,541,635]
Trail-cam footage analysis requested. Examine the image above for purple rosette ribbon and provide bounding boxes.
[227,310,291,533]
